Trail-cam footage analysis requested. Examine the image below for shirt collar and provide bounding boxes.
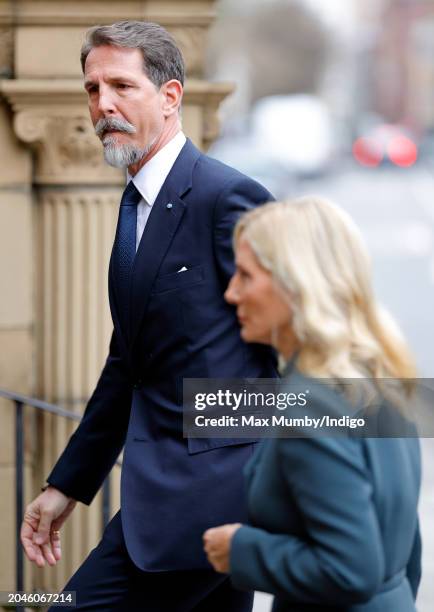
[127,131,186,206]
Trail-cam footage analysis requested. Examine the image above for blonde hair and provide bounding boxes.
[235,196,416,398]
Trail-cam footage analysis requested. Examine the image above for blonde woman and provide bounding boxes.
[203,197,421,611]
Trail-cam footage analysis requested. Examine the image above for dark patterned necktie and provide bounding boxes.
[112,180,142,340]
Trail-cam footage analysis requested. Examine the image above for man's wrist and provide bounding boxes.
[41,483,57,493]
[41,483,75,502]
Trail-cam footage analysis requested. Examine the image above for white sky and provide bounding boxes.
[302,0,356,33]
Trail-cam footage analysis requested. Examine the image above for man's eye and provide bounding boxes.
[117,83,131,90]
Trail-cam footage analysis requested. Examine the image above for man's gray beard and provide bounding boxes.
[102,136,153,168]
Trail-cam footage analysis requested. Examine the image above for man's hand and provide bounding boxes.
[203,523,242,573]
[21,486,77,568]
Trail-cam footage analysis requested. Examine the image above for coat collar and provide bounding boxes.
[127,131,187,207]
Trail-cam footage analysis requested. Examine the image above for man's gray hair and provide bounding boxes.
[80,20,185,87]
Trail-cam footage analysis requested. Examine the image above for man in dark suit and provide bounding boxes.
[20,20,277,611]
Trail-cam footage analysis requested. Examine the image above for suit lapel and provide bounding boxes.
[129,138,201,349]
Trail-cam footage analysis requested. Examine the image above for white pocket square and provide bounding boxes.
[177,266,188,273]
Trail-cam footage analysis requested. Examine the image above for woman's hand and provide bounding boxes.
[203,523,242,573]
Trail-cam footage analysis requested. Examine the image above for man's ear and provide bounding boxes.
[161,80,183,117]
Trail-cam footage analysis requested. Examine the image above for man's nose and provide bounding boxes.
[97,88,116,115]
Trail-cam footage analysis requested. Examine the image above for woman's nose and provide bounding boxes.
[224,277,238,305]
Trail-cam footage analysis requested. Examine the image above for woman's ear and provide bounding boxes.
[161,80,183,117]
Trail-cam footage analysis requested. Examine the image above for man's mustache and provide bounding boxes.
[95,117,136,138]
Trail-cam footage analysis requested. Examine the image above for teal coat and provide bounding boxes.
[230,370,421,611]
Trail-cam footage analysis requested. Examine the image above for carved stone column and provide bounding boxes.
[0,81,123,403]
[0,81,124,590]
[0,0,232,592]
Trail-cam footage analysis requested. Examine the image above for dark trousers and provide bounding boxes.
[49,510,253,612]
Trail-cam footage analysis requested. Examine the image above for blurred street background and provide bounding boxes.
[207,1,434,609]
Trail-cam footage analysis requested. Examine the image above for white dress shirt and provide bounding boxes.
[127,131,187,251]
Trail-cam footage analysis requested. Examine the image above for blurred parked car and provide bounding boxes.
[250,94,336,177]
[209,94,338,196]
[352,123,419,168]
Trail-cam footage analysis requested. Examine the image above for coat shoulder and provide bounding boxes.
[193,150,274,201]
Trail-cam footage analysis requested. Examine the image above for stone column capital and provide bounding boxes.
[0,79,123,185]
[184,79,234,150]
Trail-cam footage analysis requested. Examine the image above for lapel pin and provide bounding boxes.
[166,202,173,209]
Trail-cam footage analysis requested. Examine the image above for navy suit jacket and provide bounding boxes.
[230,369,421,611]
[47,139,278,571]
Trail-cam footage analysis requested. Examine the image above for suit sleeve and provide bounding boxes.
[212,176,273,288]
[46,330,132,504]
[230,436,385,606]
